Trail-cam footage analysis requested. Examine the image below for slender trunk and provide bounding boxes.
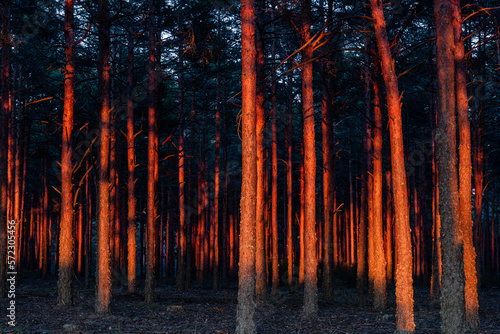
[270,23,279,298]
[126,30,137,294]
[235,0,257,331]
[177,43,186,291]
[434,1,466,332]
[452,0,479,328]
[145,0,158,303]
[372,68,386,311]
[371,0,415,331]
[321,72,334,300]
[213,66,221,290]
[255,0,267,304]
[95,0,111,314]
[385,170,393,282]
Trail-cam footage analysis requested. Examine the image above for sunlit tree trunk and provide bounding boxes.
[235,0,257,331]
[301,0,317,318]
[372,67,386,311]
[434,1,466,332]
[452,0,479,328]
[370,0,415,331]
[95,0,112,314]
[385,170,393,282]
[177,43,187,292]
[126,31,137,294]
[145,0,158,303]
[57,0,75,307]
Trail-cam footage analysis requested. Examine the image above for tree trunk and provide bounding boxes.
[145,0,158,303]
[370,0,415,331]
[301,0,318,318]
[321,66,334,301]
[95,0,112,314]
[58,0,75,298]
[434,1,466,332]
[177,43,187,292]
[452,0,479,329]
[235,0,257,331]
[372,67,386,311]
[255,0,267,304]
[126,30,137,294]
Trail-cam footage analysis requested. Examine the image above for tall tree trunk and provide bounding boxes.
[57,0,75,306]
[434,1,466,332]
[177,43,187,292]
[321,70,334,301]
[255,0,267,304]
[126,31,137,294]
[301,0,318,318]
[370,0,415,331]
[236,0,257,331]
[95,0,112,314]
[385,170,393,282]
[213,62,221,290]
[452,0,479,329]
[372,67,386,311]
[270,22,279,299]
[145,0,158,303]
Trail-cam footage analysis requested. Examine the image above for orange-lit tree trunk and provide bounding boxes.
[126,31,137,294]
[177,43,187,292]
[145,0,158,303]
[370,0,415,331]
[321,69,334,301]
[57,0,75,306]
[235,0,257,331]
[301,0,317,318]
[452,0,478,329]
[95,0,112,314]
[385,170,393,282]
[255,0,267,304]
[357,39,369,293]
[430,106,442,301]
[434,0,466,332]
[372,68,386,311]
[0,0,10,298]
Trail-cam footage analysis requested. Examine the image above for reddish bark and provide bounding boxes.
[126,30,137,294]
[145,0,158,304]
[452,0,479,329]
[301,0,317,317]
[371,0,415,330]
[236,0,257,331]
[95,0,112,314]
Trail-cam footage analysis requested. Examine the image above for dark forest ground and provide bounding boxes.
[1,272,499,333]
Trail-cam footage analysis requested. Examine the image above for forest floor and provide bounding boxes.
[1,273,500,333]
